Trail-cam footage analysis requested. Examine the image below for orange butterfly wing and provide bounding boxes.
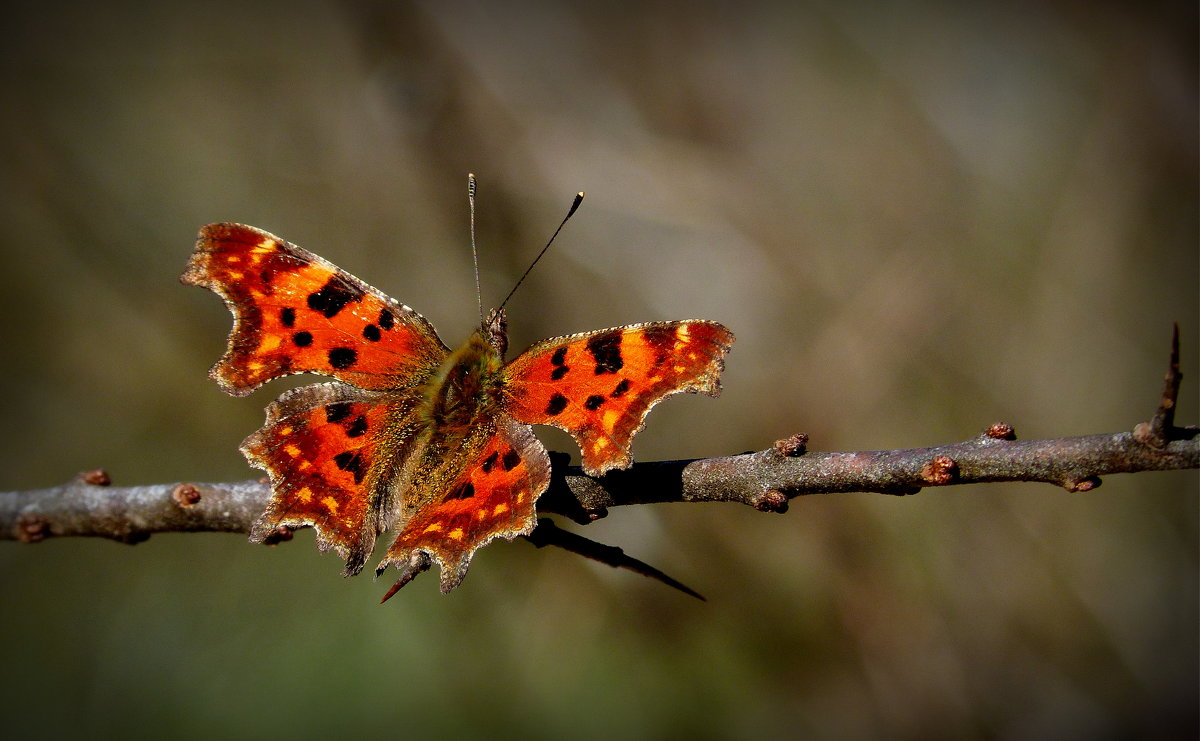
[183,222,449,574]
[502,321,734,475]
[182,223,448,396]
[375,415,551,593]
[243,382,426,575]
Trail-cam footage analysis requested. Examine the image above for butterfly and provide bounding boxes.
[182,220,733,597]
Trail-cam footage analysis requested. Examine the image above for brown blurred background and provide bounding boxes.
[1,1,1195,739]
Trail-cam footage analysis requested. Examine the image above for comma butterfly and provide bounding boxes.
[182,204,733,598]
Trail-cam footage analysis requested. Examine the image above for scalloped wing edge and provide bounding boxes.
[181,222,447,397]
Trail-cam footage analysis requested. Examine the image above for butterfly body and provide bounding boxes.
[183,222,732,595]
[421,328,505,438]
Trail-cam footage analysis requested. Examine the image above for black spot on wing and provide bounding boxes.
[332,451,367,484]
[378,308,395,330]
[363,324,381,342]
[325,403,352,424]
[446,481,475,500]
[502,449,522,471]
[587,330,623,374]
[346,415,368,438]
[611,379,631,398]
[328,347,357,370]
[481,451,499,474]
[549,345,571,380]
[307,277,363,318]
[280,307,296,328]
[545,393,568,416]
[584,395,605,410]
[292,331,313,347]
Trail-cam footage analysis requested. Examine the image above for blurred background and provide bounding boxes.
[0,1,1195,738]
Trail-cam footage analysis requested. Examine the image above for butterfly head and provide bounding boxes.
[483,307,508,357]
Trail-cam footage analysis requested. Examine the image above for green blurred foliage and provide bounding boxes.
[0,1,1195,739]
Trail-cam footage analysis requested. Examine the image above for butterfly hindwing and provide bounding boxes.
[182,223,449,396]
[244,382,427,575]
[502,321,734,475]
[377,415,552,593]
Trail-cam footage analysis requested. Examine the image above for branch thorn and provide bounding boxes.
[1138,323,1183,448]
[525,518,705,600]
[379,552,432,603]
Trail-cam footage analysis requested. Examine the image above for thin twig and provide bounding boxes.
[524,518,704,600]
[1135,322,1184,448]
[2,426,1195,544]
[2,328,1196,544]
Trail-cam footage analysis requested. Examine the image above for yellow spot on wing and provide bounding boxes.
[296,486,313,503]
[260,335,282,352]
[280,426,293,436]
[594,437,611,451]
[493,503,509,516]
[448,528,465,540]
[226,255,242,264]
[284,444,301,458]
[228,271,244,280]
[321,496,339,513]
[252,239,275,254]
[602,409,620,430]
[423,523,443,534]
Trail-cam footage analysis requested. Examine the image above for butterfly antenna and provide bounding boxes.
[469,173,484,327]
[496,190,585,312]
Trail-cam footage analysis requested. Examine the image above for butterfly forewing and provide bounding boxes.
[183,223,449,396]
[502,321,734,475]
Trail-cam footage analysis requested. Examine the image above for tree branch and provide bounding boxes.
[2,328,1196,544]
